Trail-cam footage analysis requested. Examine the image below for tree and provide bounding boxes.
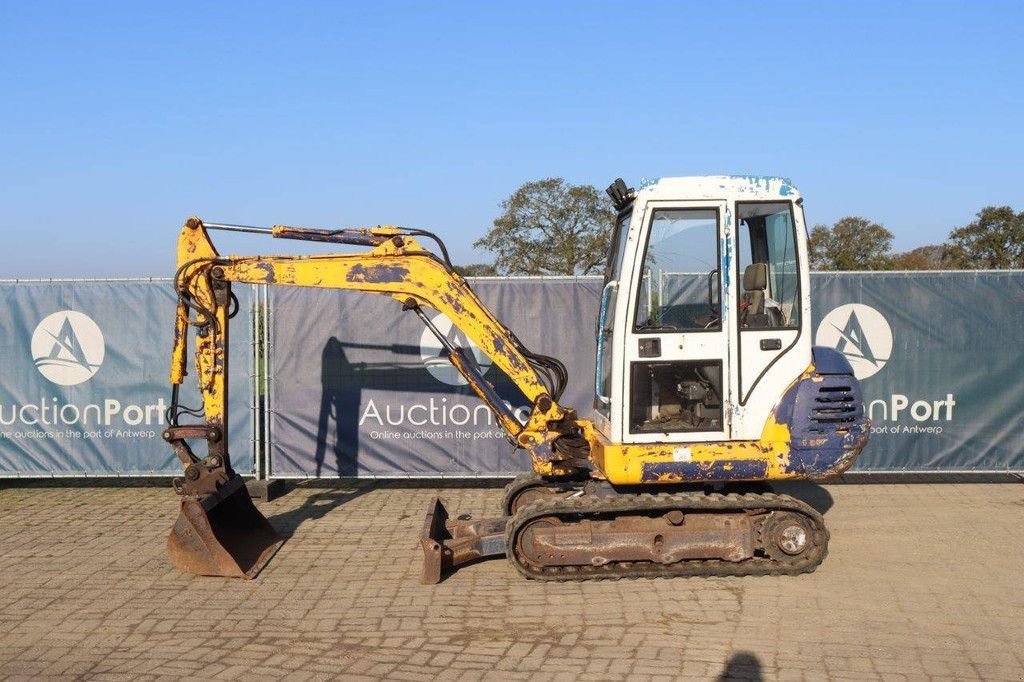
[888,244,950,270]
[453,263,497,277]
[944,206,1024,269]
[808,216,894,271]
[474,178,615,276]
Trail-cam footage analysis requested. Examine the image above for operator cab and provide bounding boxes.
[595,176,811,444]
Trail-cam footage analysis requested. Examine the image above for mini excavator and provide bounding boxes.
[163,176,868,582]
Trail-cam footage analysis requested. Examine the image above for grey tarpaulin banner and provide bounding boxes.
[811,271,1024,471]
[0,280,256,476]
[268,273,1024,476]
[268,278,601,477]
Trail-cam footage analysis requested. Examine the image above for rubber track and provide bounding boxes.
[501,473,583,516]
[505,492,828,581]
[501,474,548,516]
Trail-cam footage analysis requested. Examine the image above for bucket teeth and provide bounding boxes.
[167,476,283,579]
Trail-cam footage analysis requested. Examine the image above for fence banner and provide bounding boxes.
[268,273,1024,477]
[811,271,1024,471]
[268,278,600,476]
[0,281,256,476]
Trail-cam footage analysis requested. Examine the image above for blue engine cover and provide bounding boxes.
[811,346,856,375]
[774,347,870,478]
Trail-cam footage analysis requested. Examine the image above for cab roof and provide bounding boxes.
[635,175,800,203]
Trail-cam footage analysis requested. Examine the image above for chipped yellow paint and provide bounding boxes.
[171,217,576,475]
[169,216,222,388]
[581,367,818,485]
[581,418,800,485]
[169,302,190,385]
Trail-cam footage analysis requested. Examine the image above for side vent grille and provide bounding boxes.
[810,382,858,430]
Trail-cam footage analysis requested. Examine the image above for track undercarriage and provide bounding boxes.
[420,474,827,584]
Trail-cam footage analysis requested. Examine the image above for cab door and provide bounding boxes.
[622,201,732,444]
[731,200,811,439]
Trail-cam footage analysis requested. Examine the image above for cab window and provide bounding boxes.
[736,203,800,329]
[634,208,720,332]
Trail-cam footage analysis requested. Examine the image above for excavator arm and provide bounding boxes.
[164,217,589,581]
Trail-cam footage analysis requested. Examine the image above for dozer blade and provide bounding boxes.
[167,475,283,579]
[420,497,508,584]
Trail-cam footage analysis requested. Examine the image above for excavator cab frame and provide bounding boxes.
[163,176,869,583]
[597,183,814,449]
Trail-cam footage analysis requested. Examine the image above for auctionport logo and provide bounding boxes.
[815,304,892,380]
[419,313,492,386]
[31,311,105,386]
[360,313,526,438]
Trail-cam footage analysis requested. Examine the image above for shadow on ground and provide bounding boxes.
[266,483,377,539]
[262,478,514,540]
[773,481,834,515]
[718,651,764,680]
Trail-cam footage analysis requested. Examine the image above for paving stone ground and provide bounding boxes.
[0,480,1022,681]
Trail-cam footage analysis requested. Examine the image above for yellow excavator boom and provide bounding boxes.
[164,217,588,579]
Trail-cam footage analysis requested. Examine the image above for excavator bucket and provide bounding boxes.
[167,478,283,579]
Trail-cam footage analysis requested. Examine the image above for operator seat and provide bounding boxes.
[741,263,777,328]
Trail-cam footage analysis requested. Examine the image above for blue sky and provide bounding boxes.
[1,1,1021,277]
